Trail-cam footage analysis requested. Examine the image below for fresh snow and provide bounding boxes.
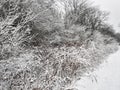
[74,47,120,90]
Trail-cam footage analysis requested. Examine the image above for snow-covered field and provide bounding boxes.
[74,47,120,90]
[74,0,120,89]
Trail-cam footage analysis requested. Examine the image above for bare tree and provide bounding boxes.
[64,0,88,29]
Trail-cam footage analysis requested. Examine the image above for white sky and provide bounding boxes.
[91,0,120,32]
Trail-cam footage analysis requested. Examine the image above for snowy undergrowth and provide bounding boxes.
[0,33,118,90]
[0,0,119,90]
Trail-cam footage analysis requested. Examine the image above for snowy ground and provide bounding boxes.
[74,47,120,90]
[73,1,120,89]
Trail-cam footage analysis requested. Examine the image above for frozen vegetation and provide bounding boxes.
[0,0,120,90]
[74,47,120,90]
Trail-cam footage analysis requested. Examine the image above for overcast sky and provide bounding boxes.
[91,0,120,32]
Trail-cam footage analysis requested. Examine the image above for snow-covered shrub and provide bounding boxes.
[0,0,119,90]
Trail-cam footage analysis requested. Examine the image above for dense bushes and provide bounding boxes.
[0,0,119,90]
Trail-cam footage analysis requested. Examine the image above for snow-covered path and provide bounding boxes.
[74,48,120,90]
